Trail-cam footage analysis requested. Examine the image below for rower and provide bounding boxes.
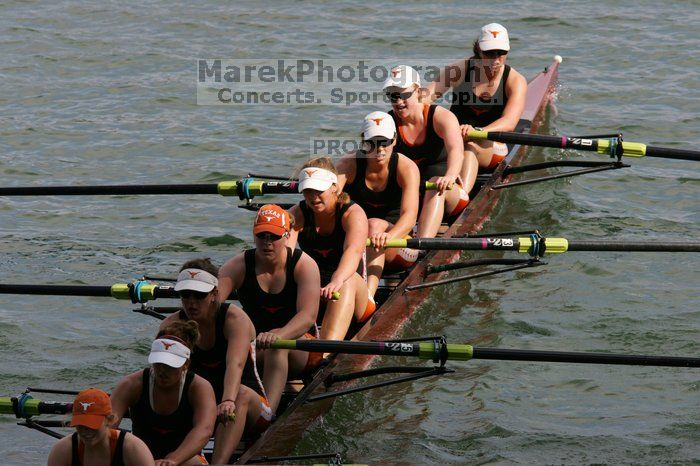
[157,262,274,464]
[47,388,154,466]
[427,23,527,171]
[335,112,420,298]
[383,65,473,238]
[110,322,216,465]
[218,204,320,414]
[287,158,373,336]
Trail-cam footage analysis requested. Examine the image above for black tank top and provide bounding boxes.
[344,152,403,220]
[237,247,302,333]
[450,60,511,127]
[390,104,447,172]
[71,429,125,466]
[130,368,194,461]
[178,303,227,402]
[298,201,363,285]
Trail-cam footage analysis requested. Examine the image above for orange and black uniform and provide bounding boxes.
[237,247,302,332]
[450,60,511,127]
[297,201,364,287]
[390,104,447,187]
[344,152,403,224]
[71,428,126,466]
[178,303,257,400]
[130,369,194,461]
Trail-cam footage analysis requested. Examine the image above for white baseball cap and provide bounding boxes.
[362,111,396,140]
[298,167,338,192]
[174,268,218,293]
[478,23,510,51]
[382,65,421,90]
[148,337,191,368]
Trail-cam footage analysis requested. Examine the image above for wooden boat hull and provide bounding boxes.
[237,58,560,464]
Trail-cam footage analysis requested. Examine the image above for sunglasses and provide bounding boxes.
[481,49,508,59]
[179,290,209,300]
[362,137,393,152]
[256,232,284,241]
[385,89,415,103]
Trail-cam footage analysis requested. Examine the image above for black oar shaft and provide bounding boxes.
[473,348,699,367]
[0,284,113,297]
[0,184,219,196]
[567,240,700,252]
[645,145,700,161]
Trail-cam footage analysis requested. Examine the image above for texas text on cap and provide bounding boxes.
[297,168,338,193]
[382,65,421,90]
[174,268,218,293]
[478,23,510,51]
[70,388,112,429]
[362,111,396,140]
[148,336,191,368]
[253,204,291,236]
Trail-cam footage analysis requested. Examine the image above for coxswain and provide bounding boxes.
[383,65,474,238]
[218,204,320,413]
[287,158,373,336]
[427,23,527,171]
[157,263,274,464]
[336,111,420,297]
[47,388,154,466]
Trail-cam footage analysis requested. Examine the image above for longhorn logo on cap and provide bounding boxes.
[187,271,200,278]
[303,168,318,177]
[391,68,401,77]
[489,30,500,38]
[371,117,384,126]
[80,402,95,412]
[162,341,175,350]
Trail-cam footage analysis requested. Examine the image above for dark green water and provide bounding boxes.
[1,1,698,464]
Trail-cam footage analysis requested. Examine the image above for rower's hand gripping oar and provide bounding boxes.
[271,338,700,368]
[468,129,700,162]
[367,235,700,254]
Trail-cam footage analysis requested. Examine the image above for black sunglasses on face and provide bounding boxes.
[362,137,393,152]
[179,290,209,300]
[256,232,284,241]
[386,89,415,103]
[482,49,508,59]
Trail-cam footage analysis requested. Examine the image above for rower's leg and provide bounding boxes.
[366,217,391,297]
[319,278,356,341]
[417,182,446,238]
[212,386,258,464]
[467,140,496,169]
[461,149,479,191]
[443,184,465,217]
[351,273,370,322]
[261,348,290,413]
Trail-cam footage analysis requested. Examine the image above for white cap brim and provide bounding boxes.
[299,177,334,192]
[173,269,217,293]
[149,351,188,368]
[298,168,337,192]
[173,279,215,293]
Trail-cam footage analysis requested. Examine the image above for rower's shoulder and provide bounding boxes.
[506,66,527,87]
[122,431,155,466]
[219,252,246,274]
[47,433,72,466]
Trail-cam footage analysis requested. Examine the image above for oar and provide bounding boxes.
[1,396,71,417]
[367,236,700,255]
[0,180,444,197]
[272,339,700,368]
[0,179,296,197]
[468,130,700,162]
[0,282,337,301]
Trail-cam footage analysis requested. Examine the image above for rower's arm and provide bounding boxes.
[109,371,142,427]
[286,204,303,249]
[333,203,369,283]
[334,152,356,192]
[46,435,72,466]
[481,69,527,132]
[434,107,465,180]
[275,253,319,339]
[221,305,256,404]
[163,376,216,465]
[386,154,420,239]
[425,59,468,104]
[218,253,245,303]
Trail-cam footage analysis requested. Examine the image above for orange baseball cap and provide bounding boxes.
[70,388,111,429]
[253,204,290,236]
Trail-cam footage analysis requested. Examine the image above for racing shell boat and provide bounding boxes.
[236,56,561,463]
